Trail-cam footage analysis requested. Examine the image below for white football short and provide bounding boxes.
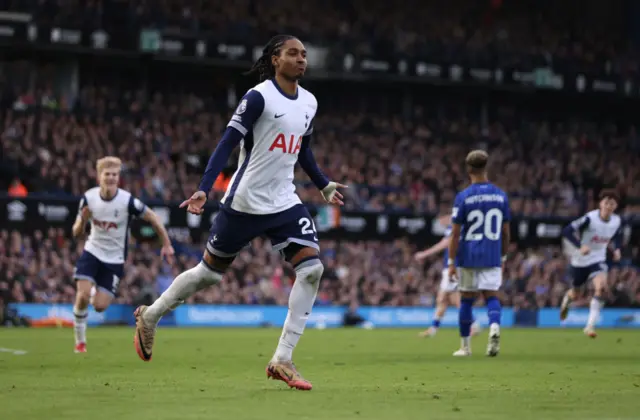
[457,267,502,292]
[439,269,459,293]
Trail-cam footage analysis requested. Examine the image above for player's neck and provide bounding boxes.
[274,74,298,97]
[469,175,489,184]
[598,210,612,221]
[99,186,116,200]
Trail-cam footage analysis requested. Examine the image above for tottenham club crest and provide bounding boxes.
[235,99,247,115]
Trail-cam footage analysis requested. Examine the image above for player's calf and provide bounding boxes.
[560,289,576,321]
[73,279,92,352]
[456,295,476,354]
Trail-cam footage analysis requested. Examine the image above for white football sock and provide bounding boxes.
[561,292,572,307]
[273,259,324,362]
[586,297,603,329]
[143,262,223,325]
[461,336,471,350]
[73,306,88,345]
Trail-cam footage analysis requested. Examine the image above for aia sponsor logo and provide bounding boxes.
[591,235,610,244]
[269,134,302,154]
[93,219,118,231]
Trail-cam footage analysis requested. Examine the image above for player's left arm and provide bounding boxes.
[132,197,175,264]
[611,223,623,261]
[297,120,347,206]
[501,196,511,263]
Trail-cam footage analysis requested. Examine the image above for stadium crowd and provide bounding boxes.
[3,83,640,218]
[2,229,640,309]
[3,0,636,78]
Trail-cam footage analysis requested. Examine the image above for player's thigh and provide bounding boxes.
[94,261,124,300]
[447,290,461,306]
[206,208,261,261]
[266,204,320,259]
[74,250,100,288]
[477,267,502,292]
[592,270,609,292]
[92,290,115,312]
[458,268,478,292]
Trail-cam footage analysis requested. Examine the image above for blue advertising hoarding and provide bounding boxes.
[7,303,640,328]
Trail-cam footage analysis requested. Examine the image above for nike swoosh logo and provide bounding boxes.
[274,113,286,118]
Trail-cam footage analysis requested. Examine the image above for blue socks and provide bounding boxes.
[459,298,475,337]
[432,319,441,328]
[486,296,502,325]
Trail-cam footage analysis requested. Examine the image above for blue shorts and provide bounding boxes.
[206,204,319,259]
[74,250,124,296]
[570,262,608,287]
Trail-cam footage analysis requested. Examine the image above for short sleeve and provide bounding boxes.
[128,196,146,218]
[226,90,265,136]
[452,193,465,225]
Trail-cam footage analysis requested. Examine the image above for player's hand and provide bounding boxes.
[72,223,85,239]
[447,264,458,282]
[321,182,348,206]
[414,251,428,262]
[81,206,91,220]
[160,243,175,265]
[180,191,207,215]
[579,245,591,255]
[613,249,622,262]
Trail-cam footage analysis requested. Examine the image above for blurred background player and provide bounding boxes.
[71,156,175,353]
[560,190,622,338]
[132,35,346,391]
[414,213,480,338]
[447,150,511,357]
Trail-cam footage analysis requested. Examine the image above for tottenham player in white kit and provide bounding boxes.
[133,35,346,391]
[414,213,480,338]
[71,157,175,353]
[560,189,622,338]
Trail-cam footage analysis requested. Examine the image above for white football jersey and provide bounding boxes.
[568,210,621,267]
[79,187,147,264]
[223,79,317,214]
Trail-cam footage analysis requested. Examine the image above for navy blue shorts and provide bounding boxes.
[570,262,608,287]
[74,250,124,296]
[206,204,319,258]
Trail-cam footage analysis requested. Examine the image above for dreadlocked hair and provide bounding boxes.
[245,35,297,82]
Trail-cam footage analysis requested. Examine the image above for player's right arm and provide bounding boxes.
[501,195,511,263]
[72,195,91,238]
[562,213,591,255]
[414,236,450,262]
[181,91,265,215]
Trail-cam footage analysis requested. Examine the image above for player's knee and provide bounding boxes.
[93,302,109,312]
[203,250,233,272]
[75,290,91,305]
[294,259,324,285]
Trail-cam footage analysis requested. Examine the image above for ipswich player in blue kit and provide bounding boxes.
[447,150,511,357]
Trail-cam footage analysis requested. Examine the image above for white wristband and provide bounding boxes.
[447,258,454,266]
[501,255,507,262]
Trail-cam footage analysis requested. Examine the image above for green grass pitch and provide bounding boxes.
[1,327,639,420]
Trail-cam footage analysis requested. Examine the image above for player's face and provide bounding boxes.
[99,168,120,190]
[273,38,307,81]
[599,197,617,218]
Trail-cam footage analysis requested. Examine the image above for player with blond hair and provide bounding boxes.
[71,156,174,353]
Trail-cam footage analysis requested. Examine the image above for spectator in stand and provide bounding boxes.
[8,178,28,197]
